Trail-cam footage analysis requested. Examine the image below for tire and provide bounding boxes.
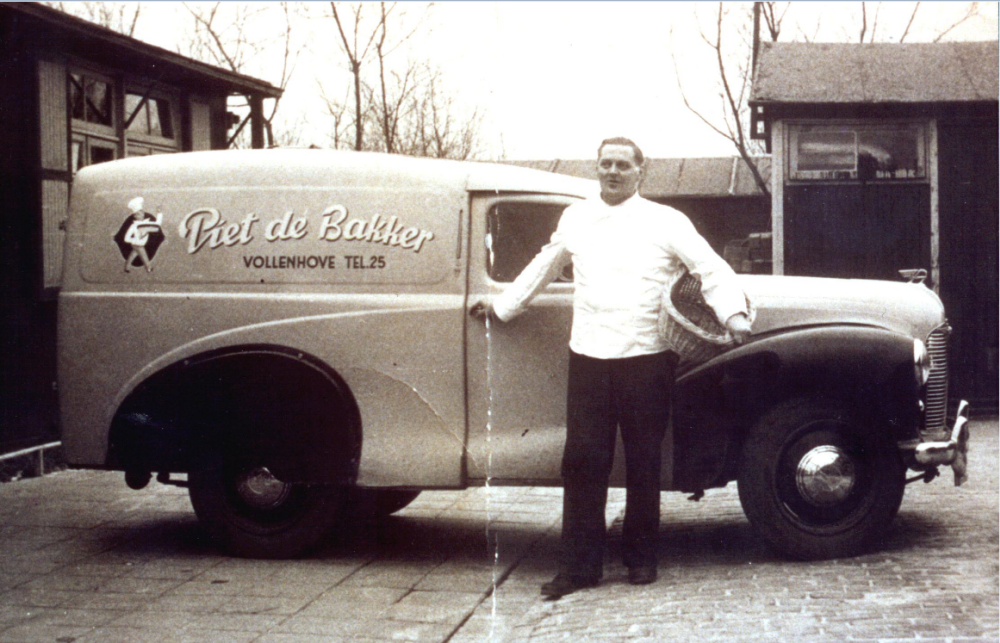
[737,397,905,560]
[348,489,421,519]
[188,452,347,559]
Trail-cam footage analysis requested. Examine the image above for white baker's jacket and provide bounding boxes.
[493,194,748,360]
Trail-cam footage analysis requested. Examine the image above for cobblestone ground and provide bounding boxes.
[0,420,995,643]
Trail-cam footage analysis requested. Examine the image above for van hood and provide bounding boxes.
[740,275,946,342]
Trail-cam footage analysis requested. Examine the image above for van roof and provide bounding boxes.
[76,149,597,198]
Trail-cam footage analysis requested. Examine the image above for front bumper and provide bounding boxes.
[905,400,971,486]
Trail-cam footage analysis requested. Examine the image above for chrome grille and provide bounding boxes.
[924,325,950,434]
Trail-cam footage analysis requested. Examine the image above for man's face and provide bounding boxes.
[597,144,643,205]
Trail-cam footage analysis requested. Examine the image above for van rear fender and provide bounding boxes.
[671,326,918,490]
[108,345,361,484]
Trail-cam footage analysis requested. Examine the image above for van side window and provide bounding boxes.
[487,201,572,282]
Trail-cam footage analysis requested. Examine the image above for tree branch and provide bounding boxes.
[933,2,979,42]
[899,2,920,42]
[859,2,868,43]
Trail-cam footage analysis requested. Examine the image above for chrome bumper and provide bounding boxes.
[910,400,971,486]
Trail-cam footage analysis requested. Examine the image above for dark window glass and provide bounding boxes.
[125,93,174,139]
[791,124,925,181]
[859,130,923,179]
[69,74,86,120]
[85,78,112,126]
[487,201,572,282]
[125,93,148,133]
[89,146,115,165]
[70,73,112,126]
[796,131,855,171]
[71,140,83,174]
[151,98,173,138]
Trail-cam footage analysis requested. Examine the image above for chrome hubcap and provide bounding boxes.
[795,445,856,507]
[235,467,291,510]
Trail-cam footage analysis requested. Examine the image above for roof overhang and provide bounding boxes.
[2,2,282,99]
[749,41,998,145]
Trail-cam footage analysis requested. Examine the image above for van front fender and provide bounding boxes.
[671,326,919,491]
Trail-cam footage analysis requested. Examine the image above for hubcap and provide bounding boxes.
[235,467,291,510]
[795,445,857,507]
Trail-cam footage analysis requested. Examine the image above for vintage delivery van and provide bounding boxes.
[59,149,970,559]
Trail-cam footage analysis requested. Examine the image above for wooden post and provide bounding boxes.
[249,94,264,149]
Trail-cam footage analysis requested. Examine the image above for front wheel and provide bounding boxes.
[189,454,347,559]
[737,398,905,560]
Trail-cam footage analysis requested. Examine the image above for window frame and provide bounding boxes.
[123,86,180,149]
[787,121,928,183]
[68,69,116,136]
[482,194,580,285]
[71,132,119,175]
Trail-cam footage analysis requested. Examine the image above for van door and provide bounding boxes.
[465,194,579,483]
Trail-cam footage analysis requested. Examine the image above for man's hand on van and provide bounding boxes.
[469,301,495,321]
[725,312,752,345]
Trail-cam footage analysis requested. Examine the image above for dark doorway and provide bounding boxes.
[937,120,999,407]
[783,183,931,282]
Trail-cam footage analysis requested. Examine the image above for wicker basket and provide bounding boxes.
[658,270,755,364]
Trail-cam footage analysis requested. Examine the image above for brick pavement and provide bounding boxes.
[0,420,995,643]
[491,420,999,643]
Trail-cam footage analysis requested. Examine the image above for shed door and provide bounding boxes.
[784,183,930,281]
[937,119,998,405]
[783,123,931,281]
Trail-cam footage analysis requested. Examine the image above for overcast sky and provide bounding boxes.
[131,2,998,161]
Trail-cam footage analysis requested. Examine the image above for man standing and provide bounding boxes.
[483,137,751,599]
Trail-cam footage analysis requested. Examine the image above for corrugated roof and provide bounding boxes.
[505,157,770,198]
[751,41,998,104]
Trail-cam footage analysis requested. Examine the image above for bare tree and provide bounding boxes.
[321,2,484,159]
[673,1,985,197]
[49,2,142,36]
[932,2,981,42]
[899,3,921,43]
[327,2,428,153]
[672,3,775,197]
[183,2,299,147]
[328,2,384,151]
[319,84,355,150]
[399,66,482,160]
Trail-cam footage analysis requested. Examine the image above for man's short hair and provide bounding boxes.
[598,137,644,166]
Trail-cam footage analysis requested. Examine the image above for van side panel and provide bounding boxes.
[60,155,469,488]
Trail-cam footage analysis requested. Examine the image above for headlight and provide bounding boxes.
[914,339,932,386]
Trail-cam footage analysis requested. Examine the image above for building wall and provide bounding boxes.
[0,14,238,452]
[0,23,58,451]
[771,113,998,407]
[937,119,999,406]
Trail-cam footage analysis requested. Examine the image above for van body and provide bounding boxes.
[59,150,969,559]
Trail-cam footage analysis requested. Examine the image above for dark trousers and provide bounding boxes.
[559,349,677,579]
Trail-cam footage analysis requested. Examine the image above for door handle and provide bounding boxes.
[469,300,491,320]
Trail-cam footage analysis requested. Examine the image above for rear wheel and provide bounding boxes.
[189,453,347,559]
[737,398,906,560]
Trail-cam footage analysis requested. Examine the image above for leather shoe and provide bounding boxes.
[627,565,657,585]
[540,574,600,599]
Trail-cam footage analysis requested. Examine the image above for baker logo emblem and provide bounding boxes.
[113,197,165,273]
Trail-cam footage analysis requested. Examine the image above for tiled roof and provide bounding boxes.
[505,157,770,198]
[751,41,998,104]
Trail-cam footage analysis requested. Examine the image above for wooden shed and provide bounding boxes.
[749,41,998,407]
[0,2,283,452]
